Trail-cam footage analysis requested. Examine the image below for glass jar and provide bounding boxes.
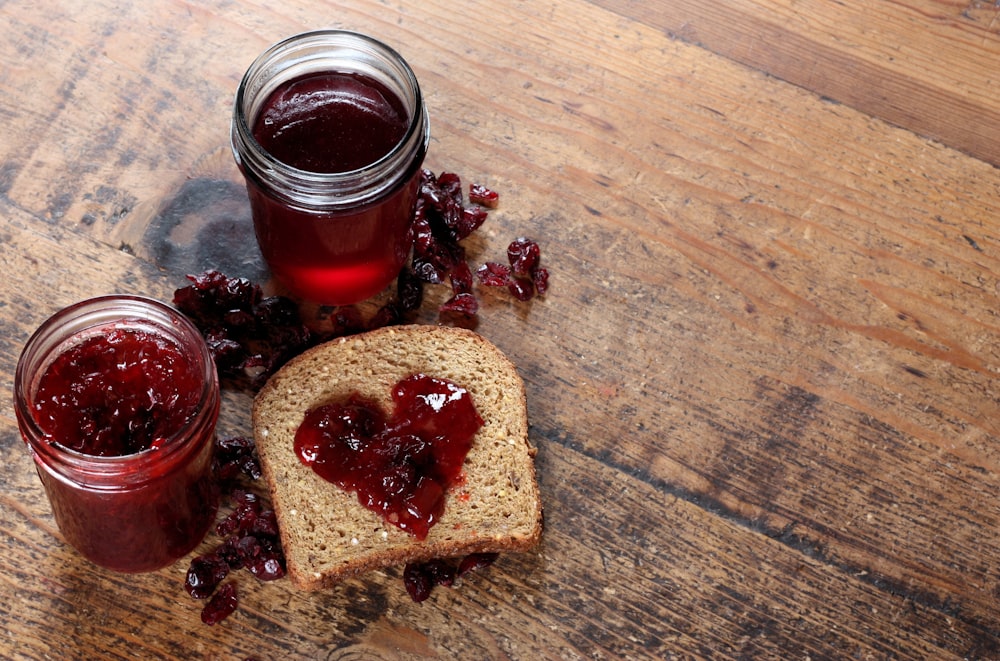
[13,296,220,573]
[231,30,431,306]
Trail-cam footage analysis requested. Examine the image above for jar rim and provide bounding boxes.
[231,29,430,210]
[13,295,220,489]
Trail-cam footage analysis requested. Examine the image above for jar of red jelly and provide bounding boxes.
[231,30,431,306]
[13,296,220,573]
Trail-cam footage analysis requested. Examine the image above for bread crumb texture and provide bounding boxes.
[252,325,543,590]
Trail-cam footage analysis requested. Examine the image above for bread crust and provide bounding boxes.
[252,324,542,591]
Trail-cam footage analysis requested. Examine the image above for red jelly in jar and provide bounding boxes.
[13,296,220,573]
[232,30,430,306]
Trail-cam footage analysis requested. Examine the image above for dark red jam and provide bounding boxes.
[294,374,483,539]
[23,320,219,573]
[34,328,202,456]
[247,71,421,305]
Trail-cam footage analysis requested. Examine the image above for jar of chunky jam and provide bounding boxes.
[231,30,431,306]
[13,296,220,573]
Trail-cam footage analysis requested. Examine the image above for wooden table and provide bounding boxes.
[2,1,999,658]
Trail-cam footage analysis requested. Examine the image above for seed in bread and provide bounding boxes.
[252,324,543,591]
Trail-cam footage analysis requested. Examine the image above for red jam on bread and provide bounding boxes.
[294,374,483,540]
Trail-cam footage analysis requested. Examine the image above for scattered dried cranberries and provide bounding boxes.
[183,441,284,625]
[173,270,314,388]
[212,435,261,483]
[403,553,499,602]
[410,169,546,316]
[476,237,548,301]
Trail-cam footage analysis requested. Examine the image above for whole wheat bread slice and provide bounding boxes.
[252,324,542,591]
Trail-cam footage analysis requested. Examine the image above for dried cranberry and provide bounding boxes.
[458,552,499,577]
[442,263,479,316]
[186,553,230,599]
[218,492,285,573]
[411,257,443,285]
[413,242,466,285]
[426,172,464,237]
[250,509,280,538]
[212,436,261,483]
[216,535,246,570]
[410,204,436,261]
[402,553,500,602]
[473,237,548,303]
[403,562,435,603]
[533,267,549,296]
[403,559,458,602]
[215,491,262,536]
[328,306,366,336]
[204,330,246,371]
[425,558,458,587]
[253,294,298,327]
[456,206,488,240]
[233,489,260,506]
[508,278,534,302]
[222,309,255,331]
[201,582,238,625]
[234,534,262,563]
[469,183,499,208]
[396,267,425,313]
[368,300,404,330]
[185,436,287,626]
[440,292,479,317]
[440,250,479,317]
[174,271,262,327]
[449,260,474,295]
[476,262,511,287]
[410,170,472,283]
[416,174,552,313]
[507,237,541,278]
[247,549,286,581]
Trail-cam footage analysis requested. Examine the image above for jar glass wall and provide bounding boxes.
[13,296,220,573]
[231,30,430,306]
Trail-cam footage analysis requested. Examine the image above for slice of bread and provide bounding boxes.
[251,324,543,591]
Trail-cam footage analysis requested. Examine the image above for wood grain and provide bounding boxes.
[589,0,1000,166]
[1,0,999,658]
